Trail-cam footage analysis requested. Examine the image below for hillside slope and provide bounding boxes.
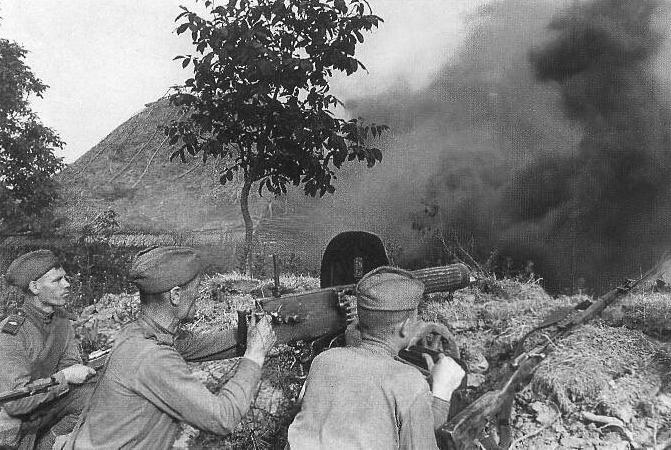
[55,99,269,234]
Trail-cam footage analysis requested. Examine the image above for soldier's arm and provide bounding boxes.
[432,396,451,430]
[0,335,69,416]
[174,329,239,362]
[135,345,261,435]
[399,387,441,450]
[56,322,84,370]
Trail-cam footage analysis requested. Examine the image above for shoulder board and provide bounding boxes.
[1,315,26,335]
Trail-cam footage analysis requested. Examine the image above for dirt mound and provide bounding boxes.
[74,273,671,449]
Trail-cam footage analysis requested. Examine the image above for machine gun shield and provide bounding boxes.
[320,231,389,288]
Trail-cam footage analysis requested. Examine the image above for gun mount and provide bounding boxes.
[237,231,472,372]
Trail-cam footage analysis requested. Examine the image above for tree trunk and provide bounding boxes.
[240,174,254,277]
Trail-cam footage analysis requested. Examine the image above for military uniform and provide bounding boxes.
[0,295,90,450]
[287,343,450,449]
[0,250,91,450]
[67,246,264,449]
[287,266,451,449]
[69,313,259,449]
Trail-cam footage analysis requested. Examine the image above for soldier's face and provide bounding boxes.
[33,267,70,307]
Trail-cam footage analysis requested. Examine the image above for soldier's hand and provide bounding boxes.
[244,314,277,367]
[424,353,465,401]
[59,364,96,385]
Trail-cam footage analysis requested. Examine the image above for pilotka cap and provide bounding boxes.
[5,249,59,291]
[355,266,425,311]
[129,246,202,294]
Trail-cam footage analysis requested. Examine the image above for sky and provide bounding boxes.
[0,0,485,163]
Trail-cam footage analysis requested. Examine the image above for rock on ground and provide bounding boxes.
[74,272,671,449]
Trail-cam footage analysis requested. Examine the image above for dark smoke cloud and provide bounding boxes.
[325,0,671,293]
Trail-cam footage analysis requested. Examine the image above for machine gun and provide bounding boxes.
[436,257,665,450]
[0,232,472,404]
[236,231,472,372]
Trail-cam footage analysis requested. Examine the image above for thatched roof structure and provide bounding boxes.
[55,99,269,234]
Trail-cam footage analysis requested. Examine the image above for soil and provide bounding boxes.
[73,272,671,449]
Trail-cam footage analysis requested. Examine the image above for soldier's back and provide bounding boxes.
[287,345,428,450]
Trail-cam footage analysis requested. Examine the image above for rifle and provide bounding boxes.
[0,377,58,405]
[0,260,469,406]
[437,259,664,450]
[0,348,111,405]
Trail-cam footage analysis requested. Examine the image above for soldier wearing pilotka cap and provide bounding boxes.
[66,246,276,450]
[287,266,465,450]
[0,250,95,450]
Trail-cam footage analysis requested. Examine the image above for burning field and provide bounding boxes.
[74,270,671,449]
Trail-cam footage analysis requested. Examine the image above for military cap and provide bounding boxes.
[129,246,202,294]
[355,266,425,311]
[5,250,59,291]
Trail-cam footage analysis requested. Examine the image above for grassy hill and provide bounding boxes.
[51,99,379,274]
[55,99,264,234]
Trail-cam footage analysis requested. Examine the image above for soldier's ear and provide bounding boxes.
[169,286,181,307]
[399,317,412,338]
[27,280,40,296]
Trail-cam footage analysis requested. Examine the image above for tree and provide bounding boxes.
[167,0,388,274]
[0,38,64,233]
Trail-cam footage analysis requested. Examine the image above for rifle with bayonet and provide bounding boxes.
[437,258,664,450]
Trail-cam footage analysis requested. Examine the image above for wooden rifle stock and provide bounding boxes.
[436,261,662,450]
[438,355,541,449]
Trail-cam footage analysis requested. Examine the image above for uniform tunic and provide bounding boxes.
[0,302,81,415]
[287,342,451,450]
[70,313,262,449]
[0,302,86,449]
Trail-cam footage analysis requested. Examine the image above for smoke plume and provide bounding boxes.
[326,0,671,293]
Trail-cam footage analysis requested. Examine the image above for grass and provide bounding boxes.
[420,277,580,358]
[69,270,671,449]
[531,324,660,414]
[602,292,671,339]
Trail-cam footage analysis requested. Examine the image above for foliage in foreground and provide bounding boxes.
[167,0,388,272]
[0,38,64,233]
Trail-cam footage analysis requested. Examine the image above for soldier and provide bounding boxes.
[287,266,465,449]
[0,250,95,450]
[66,246,276,449]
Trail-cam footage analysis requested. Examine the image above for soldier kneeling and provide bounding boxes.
[287,266,465,449]
[0,250,95,450]
[66,246,276,449]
